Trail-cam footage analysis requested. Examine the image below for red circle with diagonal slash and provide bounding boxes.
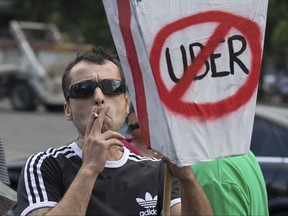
[150,11,262,120]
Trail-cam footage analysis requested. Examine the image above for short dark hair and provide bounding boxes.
[62,47,125,101]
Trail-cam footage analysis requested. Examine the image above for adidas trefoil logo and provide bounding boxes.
[136,192,158,216]
[136,192,157,208]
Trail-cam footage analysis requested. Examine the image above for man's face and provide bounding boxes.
[64,60,128,137]
[127,112,142,138]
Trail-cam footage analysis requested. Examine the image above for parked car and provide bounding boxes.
[250,104,288,215]
[6,104,288,215]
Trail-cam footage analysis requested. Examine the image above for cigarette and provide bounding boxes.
[92,112,98,118]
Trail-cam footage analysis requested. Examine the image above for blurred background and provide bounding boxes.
[1,1,288,215]
[0,0,114,48]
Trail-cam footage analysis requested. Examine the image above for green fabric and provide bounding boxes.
[192,151,269,216]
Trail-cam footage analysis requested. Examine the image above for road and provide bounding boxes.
[0,99,76,159]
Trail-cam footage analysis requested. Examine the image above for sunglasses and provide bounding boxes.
[67,79,126,99]
[128,123,140,131]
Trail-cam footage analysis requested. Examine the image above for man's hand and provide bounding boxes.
[79,105,125,174]
[164,159,213,215]
[167,162,195,182]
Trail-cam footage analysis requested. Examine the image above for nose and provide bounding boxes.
[94,87,105,105]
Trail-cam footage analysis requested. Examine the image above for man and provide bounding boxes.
[17,47,212,216]
[192,152,268,215]
[124,104,161,158]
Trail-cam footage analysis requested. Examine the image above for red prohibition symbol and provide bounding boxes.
[150,11,262,120]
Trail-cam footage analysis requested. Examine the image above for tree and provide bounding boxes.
[266,0,288,53]
[11,0,115,49]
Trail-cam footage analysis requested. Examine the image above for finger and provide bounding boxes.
[118,146,125,152]
[85,110,100,137]
[100,130,125,141]
[91,106,110,135]
[105,138,125,149]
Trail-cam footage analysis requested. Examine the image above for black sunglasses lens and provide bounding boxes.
[128,123,140,130]
[69,79,125,99]
[101,80,125,95]
[70,83,95,98]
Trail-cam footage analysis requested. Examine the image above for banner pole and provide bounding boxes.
[163,163,172,216]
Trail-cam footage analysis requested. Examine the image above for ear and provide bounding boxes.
[64,101,72,121]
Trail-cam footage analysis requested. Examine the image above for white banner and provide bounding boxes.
[103,0,269,166]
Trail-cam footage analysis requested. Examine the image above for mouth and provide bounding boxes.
[91,112,110,122]
[91,105,111,122]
